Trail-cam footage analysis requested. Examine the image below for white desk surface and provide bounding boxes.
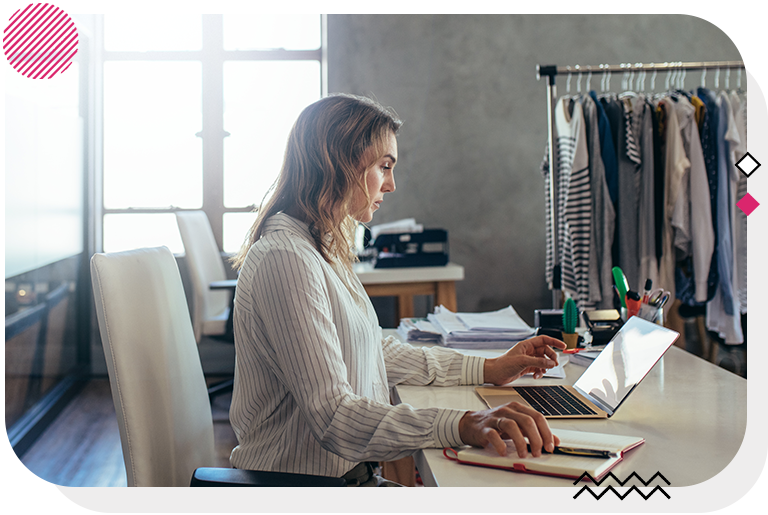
[386,331,747,488]
[352,262,464,285]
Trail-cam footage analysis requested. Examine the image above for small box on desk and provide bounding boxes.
[534,309,563,331]
[372,229,449,268]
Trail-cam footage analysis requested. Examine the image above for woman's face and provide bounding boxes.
[352,131,398,223]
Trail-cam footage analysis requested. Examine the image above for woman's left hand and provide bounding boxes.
[483,335,567,385]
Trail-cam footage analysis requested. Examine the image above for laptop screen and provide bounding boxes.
[573,316,679,413]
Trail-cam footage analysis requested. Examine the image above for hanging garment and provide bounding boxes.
[634,94,659,290]
[589,91,618,206]
[658,97,690,300]
[695,87,722,302]
[706,92,743,344]
[670,95,714,305]
[600,95,623,268]
[715,91,737,315]
[730,90,747,313]
[582,95,616,308]
[542,97,593,309]
[652,98,666,264]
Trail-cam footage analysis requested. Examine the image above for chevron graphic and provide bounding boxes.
[572,471,670,500]
[574,484,670,500]
[573,471,670,486]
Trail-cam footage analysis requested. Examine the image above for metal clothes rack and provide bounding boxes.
[535,60,745,308]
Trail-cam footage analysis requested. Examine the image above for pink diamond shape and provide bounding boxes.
[737,193,759,216]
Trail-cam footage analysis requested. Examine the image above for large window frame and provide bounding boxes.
[96,14,327,252]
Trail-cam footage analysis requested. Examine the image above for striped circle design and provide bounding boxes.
[3,3,79,79]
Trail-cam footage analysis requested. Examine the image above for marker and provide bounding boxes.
[626,291,642,318]
[642,279,653,304]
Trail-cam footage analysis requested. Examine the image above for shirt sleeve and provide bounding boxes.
[381,335,485,388]
[251,245,467,461]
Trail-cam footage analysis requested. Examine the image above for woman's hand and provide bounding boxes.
[458,402,561,457]
[483,335,566,385]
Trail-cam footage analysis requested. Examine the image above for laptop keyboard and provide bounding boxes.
[515,385,598,416]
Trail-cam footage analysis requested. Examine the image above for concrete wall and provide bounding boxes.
[328,14,741,325]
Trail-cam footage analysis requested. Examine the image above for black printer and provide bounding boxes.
[372,229,449,268]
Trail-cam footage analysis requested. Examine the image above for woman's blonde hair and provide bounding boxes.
[231,93,402,271]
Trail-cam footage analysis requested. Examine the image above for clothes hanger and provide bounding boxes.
[576,66,583,95]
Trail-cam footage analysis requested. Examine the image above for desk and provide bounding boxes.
[388,331,747,487]
[353,262,464,320]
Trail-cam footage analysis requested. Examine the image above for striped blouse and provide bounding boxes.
[229,213,485,477]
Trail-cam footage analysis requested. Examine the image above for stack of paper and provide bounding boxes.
[426,305,536,349]
[370,218,423,240]
[397,318,443,343]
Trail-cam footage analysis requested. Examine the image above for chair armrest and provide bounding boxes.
[209,280,237,290]
[191,467,347,487]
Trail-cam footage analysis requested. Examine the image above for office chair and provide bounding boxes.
[90,246,345,487]
[175,211,236,398]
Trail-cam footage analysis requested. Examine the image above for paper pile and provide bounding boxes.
[396,318,442,343]
[370,218,423,240]
[417,305,536,349]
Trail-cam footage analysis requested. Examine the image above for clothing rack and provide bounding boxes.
[536,60,745,308]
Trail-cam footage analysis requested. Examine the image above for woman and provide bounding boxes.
[229,93,566,486]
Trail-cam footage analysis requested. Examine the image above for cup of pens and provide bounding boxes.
[639,285,668,325]
[613,271,667,325]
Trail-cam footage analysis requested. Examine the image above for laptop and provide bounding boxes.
[475,316,680,418]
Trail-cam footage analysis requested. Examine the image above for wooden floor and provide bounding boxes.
[18,378,238,487]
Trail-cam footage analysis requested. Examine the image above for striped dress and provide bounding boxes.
[228,213,484,477]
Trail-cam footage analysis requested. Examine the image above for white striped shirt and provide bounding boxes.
[543,97,593,309]
[229,213,485,477]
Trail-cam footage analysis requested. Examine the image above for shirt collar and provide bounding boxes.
[263,212,314,244]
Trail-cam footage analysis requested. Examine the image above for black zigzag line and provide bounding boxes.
[573,471,670,486]
[573,485,670,500]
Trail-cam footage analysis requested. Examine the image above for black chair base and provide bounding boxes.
[191,467,347,487]
[207,378,233,401]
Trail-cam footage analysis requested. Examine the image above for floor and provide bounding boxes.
[19,378,237,487]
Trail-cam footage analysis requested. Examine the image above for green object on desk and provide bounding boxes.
[612,266,629,309]
[562,297,577,334]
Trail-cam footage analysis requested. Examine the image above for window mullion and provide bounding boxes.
[201,14,225,250]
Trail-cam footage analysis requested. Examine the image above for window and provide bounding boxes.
[100,14,325,254]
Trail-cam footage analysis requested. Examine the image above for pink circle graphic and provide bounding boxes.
[3,3,79,79]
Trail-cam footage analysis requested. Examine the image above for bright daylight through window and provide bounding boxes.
[101,14,323,254]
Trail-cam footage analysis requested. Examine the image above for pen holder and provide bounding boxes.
[625,305,665,325]
[561,332,579,350]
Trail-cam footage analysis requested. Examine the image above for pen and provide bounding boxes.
[641,279,653,304]
[527,444,613,459]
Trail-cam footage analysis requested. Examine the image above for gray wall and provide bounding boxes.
[328,14,741,325]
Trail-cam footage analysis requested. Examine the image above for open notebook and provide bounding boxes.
[444,428,644,481]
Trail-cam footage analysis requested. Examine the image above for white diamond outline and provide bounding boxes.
[736,152,761,177]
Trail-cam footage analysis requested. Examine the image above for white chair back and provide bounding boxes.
[90,246,216,487]
[175,211,230,342]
